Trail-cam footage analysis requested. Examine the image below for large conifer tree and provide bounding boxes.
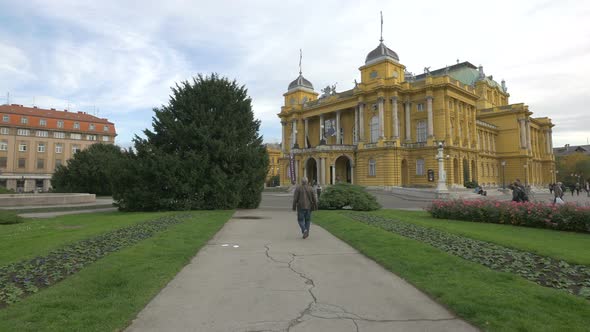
[112,74,268,210]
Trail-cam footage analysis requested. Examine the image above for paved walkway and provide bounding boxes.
[126,208,477,332]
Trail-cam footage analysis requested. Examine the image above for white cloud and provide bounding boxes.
[1,0,589,147]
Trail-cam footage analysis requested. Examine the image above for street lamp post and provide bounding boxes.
[501,160,506,190]
[436,141,449,197]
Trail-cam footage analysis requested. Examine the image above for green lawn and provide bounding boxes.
[314,210,590,332]
[0,211,174,266]
[375,209,590,265]
[0,210,233,331]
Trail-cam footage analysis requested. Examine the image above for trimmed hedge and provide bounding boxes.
[318,183,380,211]
[427,199,590,233]
[0,211,23,225]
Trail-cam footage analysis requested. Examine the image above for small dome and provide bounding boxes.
[288,74,314,91]
[365,42,399,64]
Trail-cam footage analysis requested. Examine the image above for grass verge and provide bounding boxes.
[0,211,174,266]
[0,210,233,331]
[314,210,590,332]
[376,209,590,265]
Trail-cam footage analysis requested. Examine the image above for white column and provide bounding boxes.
[354,107,358,144]
[405,101,411,141]
[295,159,299,183]
[391,97,399,138]
[291,120,297,148]
[359,103,365,141]
[304,118,309,148]
[378,97,384,138]
[526,120,531,151]
[426,96,434,137]
[319,114,325,144]
[331,165,336,184]
[281,121,286,153]
[336,110,341,144]
[519,119,526,148]
[320,158,326,185]
[316,158,321,184]
[350,166,354,184]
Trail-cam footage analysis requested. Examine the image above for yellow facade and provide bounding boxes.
[265,144,281,184]
[278,41,555,189]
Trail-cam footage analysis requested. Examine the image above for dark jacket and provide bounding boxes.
[292,184,317,211]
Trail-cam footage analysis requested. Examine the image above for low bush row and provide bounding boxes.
[427,199,590,233]
[346,212,590,299]
[0,214,188,307]
[318,183,381,211]
[0,211,23,225]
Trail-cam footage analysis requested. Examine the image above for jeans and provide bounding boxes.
[297,209,311,234]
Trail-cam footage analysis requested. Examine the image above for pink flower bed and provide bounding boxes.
[426,199,590,233]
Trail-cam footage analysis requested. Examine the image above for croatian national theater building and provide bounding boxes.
[277,39,556,189]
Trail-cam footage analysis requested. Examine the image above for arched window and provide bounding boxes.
[416,120,427,143]
[416,159,425,175]
[369,159,376,176]
[370,116,379,143]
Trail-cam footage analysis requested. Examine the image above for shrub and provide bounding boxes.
[0,187,15,195]
[464,181,479,189]
[0,210,23,225]
[427,199,590,233]
[318,183,381,211]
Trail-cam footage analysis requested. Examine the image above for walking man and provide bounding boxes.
[553,181,564,204]
[292,177,317,239]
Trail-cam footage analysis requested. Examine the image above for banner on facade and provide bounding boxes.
[324,118,336,137]
[289,152,296,184]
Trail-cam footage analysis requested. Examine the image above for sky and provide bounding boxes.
[1,0,589,148]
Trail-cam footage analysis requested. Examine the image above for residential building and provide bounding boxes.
[0,104,117,192]
[278,39,555,188]
[265,143,281,185]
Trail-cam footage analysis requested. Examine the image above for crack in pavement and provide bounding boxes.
[264,244,456,332]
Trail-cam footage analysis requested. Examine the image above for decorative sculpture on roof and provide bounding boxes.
[424,67,431,75]
[354,79,358,88]
[405,70,415,82]
[444,66,449,75]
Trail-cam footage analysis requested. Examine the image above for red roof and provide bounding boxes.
[0,104,116,134]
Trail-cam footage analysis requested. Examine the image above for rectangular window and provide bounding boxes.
[416,120,427,143]
[103,125,109,132]
[369,159,376,176]
[18,143,27,152]
[416,159,425,176]
[55,159,62,168]
[18,158,25,168]
[2,115,8,122]
[0,140,7,151]
[55,143,63,153]
[417,103,424,112]
[0,127,8,134]
[89,123,95,130]
[36,130,49,137]
[86,134,97,141]
[72,145,80,154]
[21,117,28,124]
[74,122,80,129]
[102,135,109,142]
[17,129,30,136]
[0,157,7,168]
[57,120,64,128]
[70,133,81,140]
[54,132,65,139]
[37,159,44,169]
[39,119,47,126]
[37,143,45,153]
